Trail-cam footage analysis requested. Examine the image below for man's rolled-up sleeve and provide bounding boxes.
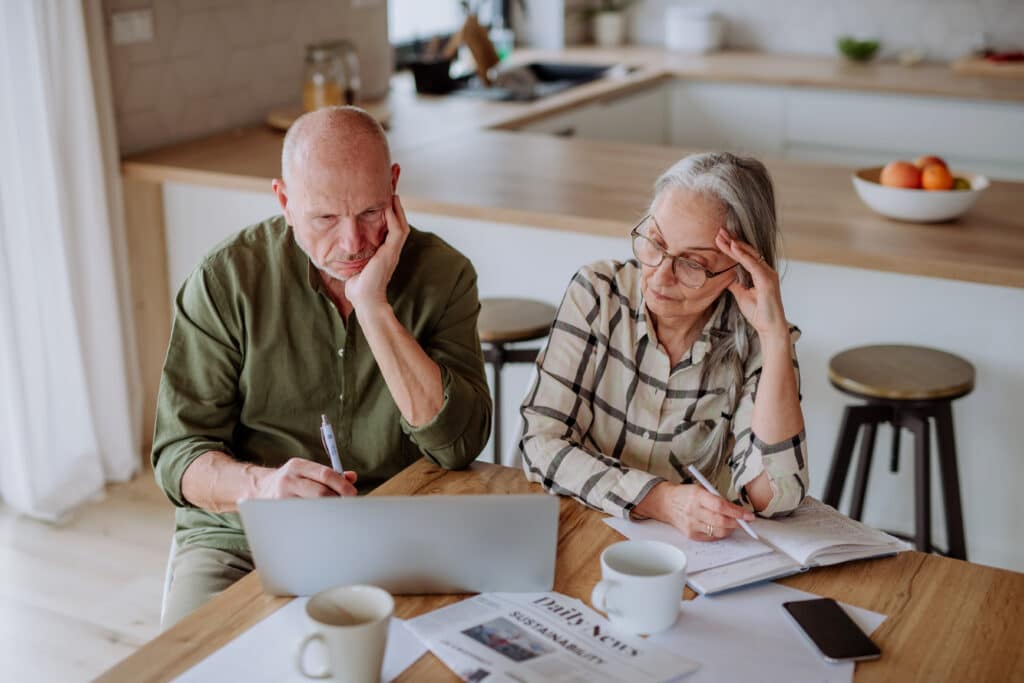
[151,263,242,507]
[401,259,491,469]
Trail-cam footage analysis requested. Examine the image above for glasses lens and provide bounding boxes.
[632,233,663,267]
[673,258,706,288]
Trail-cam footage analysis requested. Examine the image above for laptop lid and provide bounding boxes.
[238,494,559,596]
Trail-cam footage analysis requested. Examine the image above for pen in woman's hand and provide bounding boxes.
[687,465,760,540]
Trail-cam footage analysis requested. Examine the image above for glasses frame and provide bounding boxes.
[629,214,739,289]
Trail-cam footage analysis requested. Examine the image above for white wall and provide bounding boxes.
[162,185,1024,573]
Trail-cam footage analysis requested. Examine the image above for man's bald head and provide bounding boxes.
[273,106,399,285]
[281,106,391,185]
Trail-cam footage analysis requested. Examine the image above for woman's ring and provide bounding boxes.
[706,523,714,537]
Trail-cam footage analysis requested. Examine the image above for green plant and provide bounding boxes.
[837,36,881,62]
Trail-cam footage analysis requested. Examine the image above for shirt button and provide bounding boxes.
[337,348,345,357]
[339,394,344,402]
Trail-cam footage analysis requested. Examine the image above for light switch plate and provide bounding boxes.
[111,8,154,45]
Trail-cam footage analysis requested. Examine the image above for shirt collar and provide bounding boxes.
[287,226,327,295]
[690,295,731,364]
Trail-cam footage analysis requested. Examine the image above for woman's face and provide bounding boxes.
[639,188,739,322]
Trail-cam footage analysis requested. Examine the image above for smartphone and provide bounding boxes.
[782,598,881,663]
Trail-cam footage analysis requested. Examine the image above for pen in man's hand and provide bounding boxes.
[320,414,344,473]
[687,464,760,540]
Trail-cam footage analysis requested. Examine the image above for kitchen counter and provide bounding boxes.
[123,59,1024,289]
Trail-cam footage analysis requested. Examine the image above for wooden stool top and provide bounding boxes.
[478,298,557,344]
[829,345,975,401]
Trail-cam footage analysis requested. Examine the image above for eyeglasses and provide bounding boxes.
[630,214,739,289]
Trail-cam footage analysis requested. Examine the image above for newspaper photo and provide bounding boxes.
[406,592,699,683]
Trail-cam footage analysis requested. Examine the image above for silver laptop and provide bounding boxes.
[238,494,559,596]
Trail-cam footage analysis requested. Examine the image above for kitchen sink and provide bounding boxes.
[451,61,635,102]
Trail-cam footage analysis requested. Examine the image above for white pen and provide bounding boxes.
[320,414,344,473]
[686,464,760,540]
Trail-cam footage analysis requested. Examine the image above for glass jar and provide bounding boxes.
[302,40,362,112]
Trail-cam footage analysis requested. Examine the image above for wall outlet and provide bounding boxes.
[111,8,154,45]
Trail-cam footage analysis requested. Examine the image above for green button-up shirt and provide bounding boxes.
[152,215,492,554]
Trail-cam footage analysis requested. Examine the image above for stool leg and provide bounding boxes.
[849,421,878,521]
[906,413,932,553]
[824,406,861,508]
[934,402,967,560]
[889,413,901,473]
[491,343,505,465]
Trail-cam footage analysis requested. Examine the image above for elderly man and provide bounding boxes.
[153,106,491,627]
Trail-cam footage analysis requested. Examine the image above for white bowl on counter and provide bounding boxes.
[851,167,990,223]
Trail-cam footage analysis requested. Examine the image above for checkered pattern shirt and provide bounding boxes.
[519,260,808,520]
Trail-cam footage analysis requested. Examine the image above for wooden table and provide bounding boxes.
[98,459,1023,681]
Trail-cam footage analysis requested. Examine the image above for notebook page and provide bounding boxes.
[604,517,774,573]
[751,497,899,565]
[686,550,802,595]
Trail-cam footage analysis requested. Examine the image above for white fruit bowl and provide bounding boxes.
[851,167,989,223]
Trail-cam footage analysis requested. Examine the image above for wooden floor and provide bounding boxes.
[0,474,173,681]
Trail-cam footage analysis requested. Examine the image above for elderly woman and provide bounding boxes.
[519,152,807,540]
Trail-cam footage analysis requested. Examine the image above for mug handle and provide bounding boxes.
[590,580,622,617]
[295,632,331,679]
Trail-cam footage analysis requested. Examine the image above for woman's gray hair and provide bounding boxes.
[648,152,781,478]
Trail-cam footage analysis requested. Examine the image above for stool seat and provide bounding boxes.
[478,298,558,344]
[824,344,973,560]
[829,345,975,401]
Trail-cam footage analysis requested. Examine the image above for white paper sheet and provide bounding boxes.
[173,598,427,682]
[650,583,886,683]
[604,517,774,573]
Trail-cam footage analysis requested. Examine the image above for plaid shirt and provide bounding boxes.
[519,260,808,520]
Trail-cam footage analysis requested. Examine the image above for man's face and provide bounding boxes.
[276,149,399,282]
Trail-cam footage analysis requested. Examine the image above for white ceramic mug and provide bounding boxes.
[295,584,394,682]
[590,540,687,635]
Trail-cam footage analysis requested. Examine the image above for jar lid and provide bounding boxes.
[303,40,356,62]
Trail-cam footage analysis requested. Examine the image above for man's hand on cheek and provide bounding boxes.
[344,194,410,312]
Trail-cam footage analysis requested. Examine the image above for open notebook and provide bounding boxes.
[605,497,911,594]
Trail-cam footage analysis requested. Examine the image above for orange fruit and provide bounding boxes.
[921,163,954,191]
[880,161,922,188]
[915,155,948,170]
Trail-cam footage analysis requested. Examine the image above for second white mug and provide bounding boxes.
[591,540,687,635]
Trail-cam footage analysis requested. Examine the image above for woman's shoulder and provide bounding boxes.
[570,259,643,300]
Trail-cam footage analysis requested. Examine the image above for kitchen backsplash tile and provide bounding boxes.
[105,0,391,154]
[624,0,1021,61]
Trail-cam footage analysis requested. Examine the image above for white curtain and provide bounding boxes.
[0,0,141,520]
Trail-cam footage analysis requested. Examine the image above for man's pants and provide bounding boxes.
[162,544,254,630]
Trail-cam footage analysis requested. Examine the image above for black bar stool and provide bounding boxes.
[823,344,974,560]
[477,298,557,465]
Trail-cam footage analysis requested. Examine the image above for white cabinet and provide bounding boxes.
[670,81,787,156]
[521,79,1024,180]
[520,84,669,145]
[784,88,1024,178]
[672,81,1024,179]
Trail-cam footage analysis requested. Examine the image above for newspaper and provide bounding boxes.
[406,592,699,683]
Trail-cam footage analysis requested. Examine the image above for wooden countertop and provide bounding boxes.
[396,131,1024,289]
[122,49,1024,289]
